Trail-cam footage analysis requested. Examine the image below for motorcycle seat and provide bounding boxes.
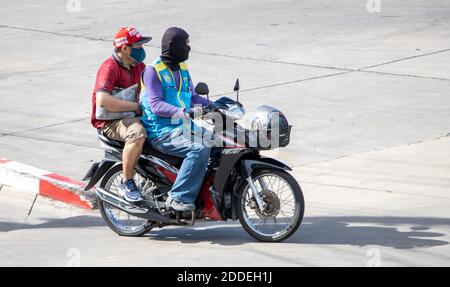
[97,130,183,168]
[142,142,184,168]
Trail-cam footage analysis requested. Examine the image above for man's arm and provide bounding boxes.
[96,91,141,113]
[95,61,141,114]
[143,67,184,118]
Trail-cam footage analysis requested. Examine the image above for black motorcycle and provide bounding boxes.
[83,80,304,242]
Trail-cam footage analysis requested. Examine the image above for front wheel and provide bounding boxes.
[237,169,305,242]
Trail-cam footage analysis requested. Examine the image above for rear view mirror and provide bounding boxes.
[233,78,240,102]
[233,78,240,91]
[195,82,209,95]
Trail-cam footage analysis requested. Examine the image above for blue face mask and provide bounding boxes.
[130,47,146,63]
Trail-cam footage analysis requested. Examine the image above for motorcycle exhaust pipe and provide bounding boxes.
[96,187,148,214]
[96,188,173,223]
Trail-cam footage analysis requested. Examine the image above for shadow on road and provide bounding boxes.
[146,216,450,249]
[294,216,449,249]
[1,215,448,249]
[0,215,105,232]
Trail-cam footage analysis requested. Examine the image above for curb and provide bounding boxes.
[0,158,96,209]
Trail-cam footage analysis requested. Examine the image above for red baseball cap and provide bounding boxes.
[114,27,152,48]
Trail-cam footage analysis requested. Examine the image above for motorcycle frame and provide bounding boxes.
[84,141,291,223]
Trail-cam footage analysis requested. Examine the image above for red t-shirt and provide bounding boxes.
[91,54,146,128]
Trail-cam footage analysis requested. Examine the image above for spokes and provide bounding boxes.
[103,171,150,231]
[242,174,298,237]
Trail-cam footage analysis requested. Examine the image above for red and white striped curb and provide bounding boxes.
[0,158,96,209]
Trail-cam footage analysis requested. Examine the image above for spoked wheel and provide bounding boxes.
[237,169,305,242]
[98,164,156,236]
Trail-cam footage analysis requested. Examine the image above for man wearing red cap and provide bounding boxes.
[90,27,151,202]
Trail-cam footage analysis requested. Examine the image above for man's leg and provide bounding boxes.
[151,128,211,210]
[102,117,147,201]
[122,137,145,180]
[120,118,147,201]
[170,142,211,203]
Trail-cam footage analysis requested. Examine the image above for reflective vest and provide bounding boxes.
[140,57,192,139]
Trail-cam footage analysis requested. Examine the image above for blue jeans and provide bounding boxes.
[150,128,213,204]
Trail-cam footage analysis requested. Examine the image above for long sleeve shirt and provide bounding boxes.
[142,66,209,117]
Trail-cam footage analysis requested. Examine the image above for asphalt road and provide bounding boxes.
[0,0,449,266]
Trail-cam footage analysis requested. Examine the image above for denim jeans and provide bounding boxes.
[150,127,214,204]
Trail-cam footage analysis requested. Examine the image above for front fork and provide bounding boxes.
[245,176,268,211]
[241,161,268,211]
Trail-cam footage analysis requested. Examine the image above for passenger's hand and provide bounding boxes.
[134,103,143,116]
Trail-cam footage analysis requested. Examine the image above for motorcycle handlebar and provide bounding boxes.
[186,105,219,119]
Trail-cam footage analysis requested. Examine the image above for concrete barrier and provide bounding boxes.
[0,158,96,209]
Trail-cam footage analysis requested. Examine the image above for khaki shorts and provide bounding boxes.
[101,117,147,143]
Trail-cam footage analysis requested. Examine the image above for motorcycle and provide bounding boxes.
[83,80,305,242]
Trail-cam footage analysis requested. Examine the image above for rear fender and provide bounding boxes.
[83,160,117,191]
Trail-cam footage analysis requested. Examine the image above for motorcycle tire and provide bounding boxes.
[237,169,305,242]
[98,164,154,237]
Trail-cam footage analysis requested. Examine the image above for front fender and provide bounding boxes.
[240,157,291,178]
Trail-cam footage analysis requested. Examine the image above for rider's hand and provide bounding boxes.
[184,107,203,119]
[174,109,189,120]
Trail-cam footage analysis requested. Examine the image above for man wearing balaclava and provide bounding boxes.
[140,27,211,212]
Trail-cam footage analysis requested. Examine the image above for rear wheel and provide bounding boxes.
[98,164,155,236]
[237,169,304,242]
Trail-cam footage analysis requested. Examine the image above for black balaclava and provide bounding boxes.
[160,27,191,71]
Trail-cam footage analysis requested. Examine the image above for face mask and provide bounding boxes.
[130,47,146,63]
